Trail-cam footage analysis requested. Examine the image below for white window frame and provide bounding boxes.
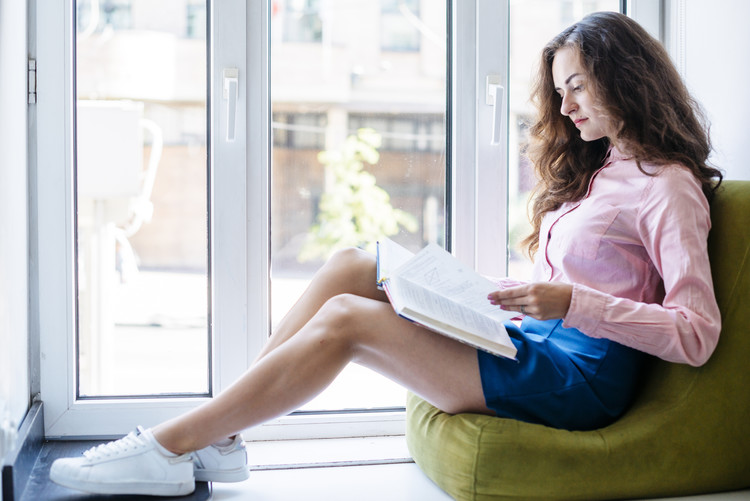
[451,0,509,277]
[626,0,664,42]
[32,0,529,440]
[35,0,254,438]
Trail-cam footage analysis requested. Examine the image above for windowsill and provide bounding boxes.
[247,435,413,470]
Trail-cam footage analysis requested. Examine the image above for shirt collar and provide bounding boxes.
[605,144,633,164]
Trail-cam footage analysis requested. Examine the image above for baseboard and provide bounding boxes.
[1,401,44,501]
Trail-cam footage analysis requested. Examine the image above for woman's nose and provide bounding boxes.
[560,94,576,116]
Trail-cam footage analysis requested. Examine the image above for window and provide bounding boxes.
[36,0,243,437]
[269,1,447,415]
[380,0,421,52]
[77,0,132,33]
[272,112,327,150]
[36,0,633,439]
[506,0,620,280]
[75,0,210,398]
[349,114,445,153]
[186,1,207,39]
[281,0,323,43]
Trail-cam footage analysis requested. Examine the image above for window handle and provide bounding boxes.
[223,68,239,142]
[486,75,504,145]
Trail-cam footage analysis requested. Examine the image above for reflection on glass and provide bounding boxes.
[507,0,620,280]
[270,1,447,411]
[75,0,209,397]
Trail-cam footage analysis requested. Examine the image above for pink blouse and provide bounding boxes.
[533,147,721,366]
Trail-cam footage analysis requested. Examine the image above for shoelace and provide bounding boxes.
[83,425,149,461]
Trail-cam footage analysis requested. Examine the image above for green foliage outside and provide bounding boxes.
[298,128,418,262]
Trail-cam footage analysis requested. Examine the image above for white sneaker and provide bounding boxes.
[49,426,195,496]
[193,434,250,483]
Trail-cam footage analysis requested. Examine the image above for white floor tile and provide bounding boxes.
[211,463,750,501]
[210,463,452,501]
[249,436,411,468]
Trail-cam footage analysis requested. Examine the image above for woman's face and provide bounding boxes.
[552,46,615,142]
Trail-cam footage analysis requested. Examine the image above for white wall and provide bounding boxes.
[681,0,750,180]
[0,0,30,433]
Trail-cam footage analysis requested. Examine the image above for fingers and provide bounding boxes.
[487,285,529,305]
[487,286,528,315]
[487,284,528,301]
[487,282,573,320]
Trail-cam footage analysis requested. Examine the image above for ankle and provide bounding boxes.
[213,436,235,447]
[151,427,193,455]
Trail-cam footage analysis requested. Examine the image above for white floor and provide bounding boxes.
[206,436,750,501]
[211,463,451,501]
[211,435,450,500]
[210,464,750,501]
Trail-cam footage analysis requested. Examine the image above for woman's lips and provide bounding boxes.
[574,118,588,127]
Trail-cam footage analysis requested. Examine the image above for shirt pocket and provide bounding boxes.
[554,203,620,261]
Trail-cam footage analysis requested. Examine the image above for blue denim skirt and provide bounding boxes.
[477,317,645,431]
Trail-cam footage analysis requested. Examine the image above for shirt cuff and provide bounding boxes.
[492,277,529,289]
[562,283,607,337]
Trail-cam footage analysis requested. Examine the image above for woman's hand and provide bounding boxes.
[488,282,573,321]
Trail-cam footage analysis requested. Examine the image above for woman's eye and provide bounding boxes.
[573,85,584,92]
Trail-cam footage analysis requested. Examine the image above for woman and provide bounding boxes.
[50,11,722,496]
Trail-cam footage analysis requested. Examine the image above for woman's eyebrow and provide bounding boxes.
[554,72,583,91]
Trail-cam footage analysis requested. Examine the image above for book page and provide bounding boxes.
[390,275,508,337]
[376,238,415,285]
[393,243,517,322]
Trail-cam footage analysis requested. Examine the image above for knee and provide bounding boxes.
[317,293,362,329]
[322,247,376,281]
[309,293,367,347]
[328,247,374,269]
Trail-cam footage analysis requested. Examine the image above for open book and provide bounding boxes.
[376,238,518,360]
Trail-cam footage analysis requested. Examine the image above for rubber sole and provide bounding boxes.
[194,466,250,483]
[50,469,195,496]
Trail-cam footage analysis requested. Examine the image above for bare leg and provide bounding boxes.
[153,292,492,454]
[255,247,386,362]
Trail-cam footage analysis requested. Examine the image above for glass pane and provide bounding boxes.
[508,0,621,279]
[270,1,447,411]
[75,0,209,397]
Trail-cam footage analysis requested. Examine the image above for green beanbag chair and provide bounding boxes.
[406,180,750,500]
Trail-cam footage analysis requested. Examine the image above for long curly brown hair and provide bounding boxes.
[522,11,723,258]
